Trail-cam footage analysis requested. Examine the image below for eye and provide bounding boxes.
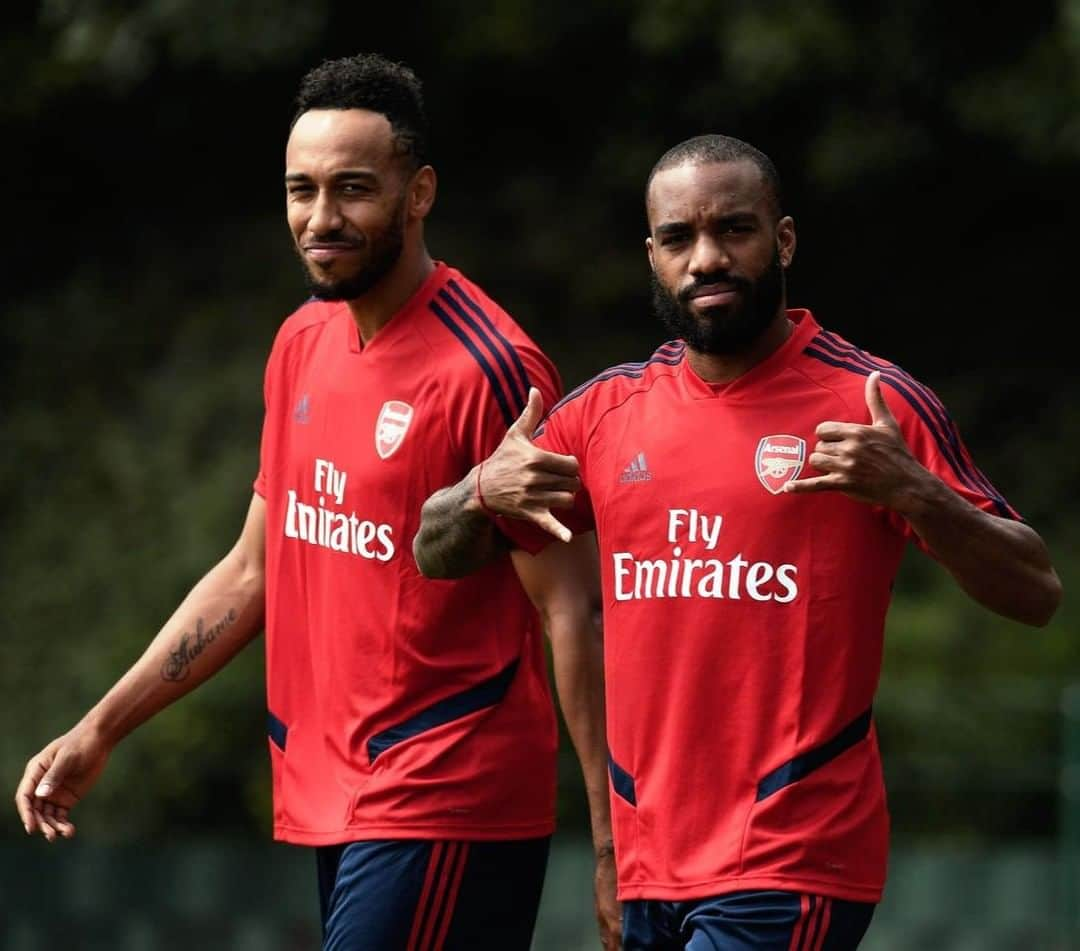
[340,182,373,196]
[286,183,315,198]
[659,233,689,248]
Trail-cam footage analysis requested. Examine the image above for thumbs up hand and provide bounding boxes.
[476,387,581,542]
[783,371,929,511]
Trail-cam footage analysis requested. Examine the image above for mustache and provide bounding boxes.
[677,272,749,303]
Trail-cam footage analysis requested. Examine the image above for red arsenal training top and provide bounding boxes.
[255,262,562,845]
[502,309,1020,902]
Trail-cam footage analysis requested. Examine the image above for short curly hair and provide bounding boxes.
[292,53,429,170]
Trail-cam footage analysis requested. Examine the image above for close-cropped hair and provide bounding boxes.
[292,53,429,170]
[647,134,782,216]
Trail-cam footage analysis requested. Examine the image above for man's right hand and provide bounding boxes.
[15,725,111,841]
[476,387,581,542]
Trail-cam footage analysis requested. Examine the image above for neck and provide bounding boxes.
[347,241,435,345]
[686,310,793,384]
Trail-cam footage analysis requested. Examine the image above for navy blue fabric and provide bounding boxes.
[622,890,875,951]
[436,285,527,410]
[756,709,872,801]
[316,836,550,950]
[267,711,287,751]
[367,659,520,763]
[445,278,532,400]
[430,299,517,427]
[802,340,1013,518]
[608,753,638,806]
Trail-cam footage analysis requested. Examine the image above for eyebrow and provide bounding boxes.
[284,169,380,183]
[654,211,759,235]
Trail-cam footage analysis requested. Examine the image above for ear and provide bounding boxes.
[646,235,655,270]
[777,215,796,269]
[408,165,437,221]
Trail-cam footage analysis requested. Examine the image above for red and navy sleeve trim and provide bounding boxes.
[803,332,1016,519]
[534,341,685,437]
[429,281,531,427]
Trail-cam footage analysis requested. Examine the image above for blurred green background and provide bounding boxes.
[2,1,1078,948]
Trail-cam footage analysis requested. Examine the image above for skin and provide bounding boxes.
[286,108,437,343]
[646,159,795,383]
[412,155,1062,935]
[15,110,439,839]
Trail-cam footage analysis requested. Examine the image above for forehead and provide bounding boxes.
[285,109,397,175]
[647,159,770,229]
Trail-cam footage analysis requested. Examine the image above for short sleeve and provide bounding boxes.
[449,337,564,468]
[882,376,1021,546]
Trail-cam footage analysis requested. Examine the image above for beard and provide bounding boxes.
[651,249,785,354]
[299,197,406,302]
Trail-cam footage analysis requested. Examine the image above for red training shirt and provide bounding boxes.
[502,309,1020,902]
[255,262,561,845]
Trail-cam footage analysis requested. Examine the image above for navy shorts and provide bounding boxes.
[622,890,875,950]
[315,836,550,950]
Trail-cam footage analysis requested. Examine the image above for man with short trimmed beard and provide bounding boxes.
[412,134,1063,949]
[16,53,619,950]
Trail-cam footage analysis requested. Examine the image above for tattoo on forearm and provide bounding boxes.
[416,478,499,578]
[161,609,238,682]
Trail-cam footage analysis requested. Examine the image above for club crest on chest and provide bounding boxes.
[755,434,805,494]
[376,401,414,460]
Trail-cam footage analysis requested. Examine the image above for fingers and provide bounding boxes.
[782,474,839,494]
[528,510,572,543]
[865,370,897,426]
[16,756,49,834]
[509,387,545,439]
[534,448,580,478]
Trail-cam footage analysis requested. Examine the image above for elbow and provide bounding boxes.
[1029,571,1064,628]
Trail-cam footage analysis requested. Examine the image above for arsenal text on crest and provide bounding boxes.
[755,434,806,494]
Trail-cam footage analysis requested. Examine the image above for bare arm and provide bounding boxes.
[512,535,620,949]
[784,372,1062,626]
[15,493,268,840]
[413,387,580,579]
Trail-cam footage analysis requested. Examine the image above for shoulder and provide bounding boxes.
[421,267,561,405]
[797,324,943,425]
[537,340,686,436]
[269,297,343,356]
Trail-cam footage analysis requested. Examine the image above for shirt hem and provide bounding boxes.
[273,818,556,846]
[616,873,883,904]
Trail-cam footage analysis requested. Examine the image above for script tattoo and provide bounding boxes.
[161,609,238,682]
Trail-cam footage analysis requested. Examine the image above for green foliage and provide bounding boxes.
[3,0,1077,846]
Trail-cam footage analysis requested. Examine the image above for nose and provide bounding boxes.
[688,233,731,278]
[307,189,344,236]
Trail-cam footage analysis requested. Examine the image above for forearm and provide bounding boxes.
[80,546,265,748]
[900,477,1062,626]
[548,608,612,851]
[412,466,502,579]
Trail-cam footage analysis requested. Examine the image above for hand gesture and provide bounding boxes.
[477,387,581,542]
[783,370,928,509]
[15,726,111,841]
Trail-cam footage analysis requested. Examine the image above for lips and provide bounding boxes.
[686,283,739,308]
[304,244,361,263]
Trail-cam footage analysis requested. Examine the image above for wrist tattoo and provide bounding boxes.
[161,609,238,682]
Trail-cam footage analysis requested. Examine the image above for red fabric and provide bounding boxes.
[256,263,562,844]
[501,309,1017,902]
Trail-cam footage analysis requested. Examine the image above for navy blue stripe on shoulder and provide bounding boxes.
[445,278,532,396]
[803,335,1013,518]
[534,342,685,437]
[430,299,516,427]
[434,288,527,414]
[813,331,1013,512]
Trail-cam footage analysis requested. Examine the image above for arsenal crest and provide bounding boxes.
[755,434,806,494]
[375,400,414,460]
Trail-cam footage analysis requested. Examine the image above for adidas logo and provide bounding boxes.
[619,451,652,483]
[294,393,311,425]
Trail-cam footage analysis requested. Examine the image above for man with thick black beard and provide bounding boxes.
[413,134,1062,949]
[15,53,621,950]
